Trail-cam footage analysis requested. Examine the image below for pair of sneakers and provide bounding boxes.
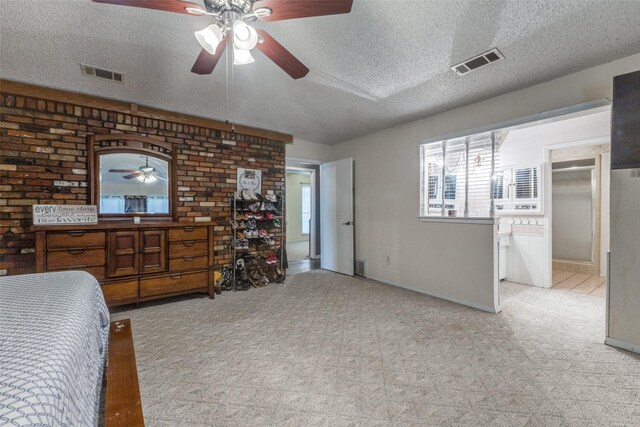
[265,254,279,264]
[262,235,278,246]
[234,239,249,249]
[244,229,258,238]
[240,189,259,201]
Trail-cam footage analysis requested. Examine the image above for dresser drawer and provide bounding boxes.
[139,270,208,297]
[169,241,208,258]
[102,279,139,306]
[47,231,105,249]
[47,248,105,269]
[169,226,207,242]
[49,265,106,281]
[169,255,208,272]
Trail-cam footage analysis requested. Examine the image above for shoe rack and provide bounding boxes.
[229,192,286,291]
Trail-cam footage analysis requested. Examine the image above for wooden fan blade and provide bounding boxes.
[109,169,138,173]
[255,30,309,79]
[253,0,352,22]
[92,0,205,15]
[191,38,230,75]
[123,172,141,179]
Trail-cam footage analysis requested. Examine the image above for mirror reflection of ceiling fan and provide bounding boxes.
[108,157,167,183]
[92,0,354,79]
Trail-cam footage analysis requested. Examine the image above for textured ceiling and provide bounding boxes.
[1,0,640,144]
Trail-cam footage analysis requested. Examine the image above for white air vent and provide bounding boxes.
[451,48,504,76]
[354,259,366,277]
[81,64,124,83]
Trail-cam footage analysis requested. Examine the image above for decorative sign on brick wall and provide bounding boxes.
[237,168,262,194]
[33,205,98,225]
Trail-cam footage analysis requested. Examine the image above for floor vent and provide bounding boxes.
[354,259,366,277]
[81,64,124,83]
[451,48,504,76]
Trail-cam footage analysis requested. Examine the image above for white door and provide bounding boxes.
[320,158,354,275]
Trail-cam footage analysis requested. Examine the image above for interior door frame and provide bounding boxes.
[543,135,610,288]
[285,166,318,259]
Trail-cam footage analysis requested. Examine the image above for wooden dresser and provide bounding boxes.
[35,222,216,307]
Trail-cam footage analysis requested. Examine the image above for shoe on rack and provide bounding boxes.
[273,219,281,228]
[249,202,261,213]
[246,219,257,229]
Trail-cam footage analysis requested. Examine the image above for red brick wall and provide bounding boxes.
[0,91,286,276]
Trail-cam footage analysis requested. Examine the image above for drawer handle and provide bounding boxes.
[183,256,195,261]
[183,227,195,232]
[68,231,86,237]
[183,241,195,247]
[67,248,86,255]
[170,273,182,279]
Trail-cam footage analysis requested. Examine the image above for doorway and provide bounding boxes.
[548,143,610,296]
[285,168,314,261]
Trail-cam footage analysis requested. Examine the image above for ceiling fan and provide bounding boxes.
[92,0,354,79]
[109,157,166,183]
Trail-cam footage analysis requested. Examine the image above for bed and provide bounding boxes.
[0,271,110,426]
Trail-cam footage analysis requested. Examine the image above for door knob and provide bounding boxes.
[342,221,352,226]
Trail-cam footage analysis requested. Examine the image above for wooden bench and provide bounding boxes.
[106,319,144,427]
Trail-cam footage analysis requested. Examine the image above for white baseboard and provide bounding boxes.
[365,274,500,314]
[605,337,640,354]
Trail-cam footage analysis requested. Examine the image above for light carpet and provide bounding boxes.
[112,271,640,426]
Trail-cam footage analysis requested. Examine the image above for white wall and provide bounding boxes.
[286,172,311,243]
[497,111,610,287]
[286,138,333,163]
[499,112,610,166]
[327,53,640,312]
[608,169,640,352]
[101,181,168,197]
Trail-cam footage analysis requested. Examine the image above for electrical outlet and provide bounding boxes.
[386,256,391,266]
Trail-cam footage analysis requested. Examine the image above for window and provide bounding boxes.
[100,195,124,213]
[301,183,311,235]
[444,175,457,200]
[493,165,542,212]
[427,176,439,200]
[420,132,498,217]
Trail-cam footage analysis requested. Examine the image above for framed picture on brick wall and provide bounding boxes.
[237,168,262,195]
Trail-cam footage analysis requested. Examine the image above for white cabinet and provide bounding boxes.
[493,164,542,213]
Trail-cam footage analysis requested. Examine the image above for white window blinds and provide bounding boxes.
[421,132,498,217]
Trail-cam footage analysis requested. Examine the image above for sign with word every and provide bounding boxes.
[33,205,98,225]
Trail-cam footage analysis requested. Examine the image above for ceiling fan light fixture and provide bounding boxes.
[137,174,157,184]
[232,21,258,50]
[233,45,255,65]
[195,24,224,54]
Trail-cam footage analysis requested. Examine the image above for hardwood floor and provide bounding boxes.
[552,270,606,296]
